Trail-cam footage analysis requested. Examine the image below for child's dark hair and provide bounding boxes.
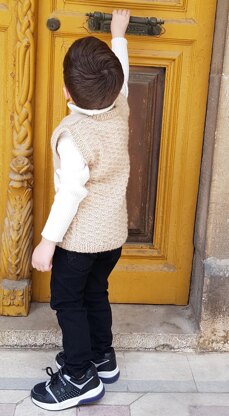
[63,36,124,110]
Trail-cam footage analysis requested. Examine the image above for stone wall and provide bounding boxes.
[191,1,229,351]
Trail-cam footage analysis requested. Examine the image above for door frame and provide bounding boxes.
[31,0,217,305]
[0,0,225,316]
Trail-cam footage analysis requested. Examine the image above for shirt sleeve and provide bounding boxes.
[41,135,90,242]
[111,37,129,98]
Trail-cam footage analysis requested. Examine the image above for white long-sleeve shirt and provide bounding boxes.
[41,37,129,242]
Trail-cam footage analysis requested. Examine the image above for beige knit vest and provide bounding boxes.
[51,93,130,253]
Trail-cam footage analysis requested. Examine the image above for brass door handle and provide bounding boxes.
[86,12,164,36]
[46,13,164,36]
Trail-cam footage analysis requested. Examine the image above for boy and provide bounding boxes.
[31,9,130,411]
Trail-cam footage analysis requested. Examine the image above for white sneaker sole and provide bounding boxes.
[98,366,120,380]
[31,380,104,411]
[56,359,120,382]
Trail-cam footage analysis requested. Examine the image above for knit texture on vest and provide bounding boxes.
[51,93,130,253]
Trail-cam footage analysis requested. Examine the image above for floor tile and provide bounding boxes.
[1,351,229,395]
[0,377,46,390]
[187,352,229,392]
[189,406,229,416]
[0,404,16,416]
[0,350,58,378]
[130,393,229,416]
[14,396,77,416]
[123,352,193,380]
[123,351,196,392]
[0,350,127,383]
[116,352,127,376]
[127,379,196,393]
[98,392,143,405]
[0,390,29,403]
[77,405,130,416]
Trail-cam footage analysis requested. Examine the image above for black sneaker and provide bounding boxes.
[56,348,120,384]
[31,364,105,411]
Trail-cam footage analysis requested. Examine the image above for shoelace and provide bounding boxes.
[46,366,60,386]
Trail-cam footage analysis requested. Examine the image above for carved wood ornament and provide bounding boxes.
[0,0,35,315]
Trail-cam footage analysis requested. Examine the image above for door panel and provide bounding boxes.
[127,67,165,243]
[32,0,217,304]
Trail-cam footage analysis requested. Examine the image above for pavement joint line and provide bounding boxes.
[185,352,198,392]
[15,394,30,407]
[126,392,145,406]
[0,378,228,394]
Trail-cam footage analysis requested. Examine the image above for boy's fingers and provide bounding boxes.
[112,9,130,17]
[32,262,50,272]
[126,10,130,18]
[121,9,129,15]
[41,265,50,272]
[34,262,40,271]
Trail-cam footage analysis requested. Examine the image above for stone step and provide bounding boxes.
[0,303,199,351]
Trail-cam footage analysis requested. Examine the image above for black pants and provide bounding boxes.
[50,245,122,377]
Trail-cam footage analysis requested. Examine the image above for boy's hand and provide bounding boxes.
[32,237,56,272]
[111,9,130,38]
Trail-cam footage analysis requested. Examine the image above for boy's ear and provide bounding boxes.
[63,85,71,100]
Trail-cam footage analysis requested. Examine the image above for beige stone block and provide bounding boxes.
[206,35,229,257]
[222,22,229,75]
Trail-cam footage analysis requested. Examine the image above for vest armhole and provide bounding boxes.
[53,124,95,166]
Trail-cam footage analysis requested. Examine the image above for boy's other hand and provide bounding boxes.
[111,9,130,38]
[32,237,56,272]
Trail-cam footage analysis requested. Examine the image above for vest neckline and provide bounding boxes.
[91,105,118,121]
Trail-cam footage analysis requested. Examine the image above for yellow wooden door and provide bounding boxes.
[32,0,217,304]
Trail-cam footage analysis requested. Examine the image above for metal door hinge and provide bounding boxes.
[86,12,164,36]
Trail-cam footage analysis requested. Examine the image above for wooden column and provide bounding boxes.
[0,0,36,316]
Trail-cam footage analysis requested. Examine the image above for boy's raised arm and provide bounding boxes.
[111,10,130,98]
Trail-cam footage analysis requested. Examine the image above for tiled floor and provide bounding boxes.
[1,351,229,415]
